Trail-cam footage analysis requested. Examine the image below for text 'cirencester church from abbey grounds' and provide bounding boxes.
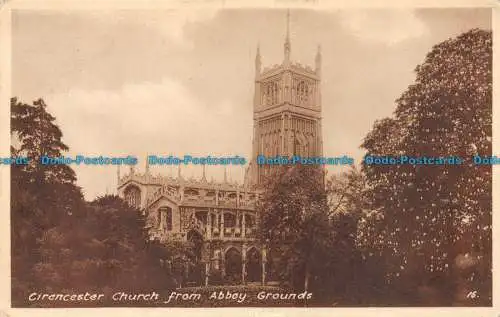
[117,12,324,287]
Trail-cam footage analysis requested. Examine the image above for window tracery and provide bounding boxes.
[124,185,141,209]
[158,207,173,231]
[297,81,309,104]
[264,81,280,106]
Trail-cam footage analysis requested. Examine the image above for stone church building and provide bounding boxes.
[117,13,323,286]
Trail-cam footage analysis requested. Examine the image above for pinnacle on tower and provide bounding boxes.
[177,164,182,179]
[284,9,291,64]
[117,165,121,185]
[255,43,261,76]
[145,154,150,175]
[315,44,322,75]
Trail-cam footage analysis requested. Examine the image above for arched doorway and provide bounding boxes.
[224,247,242,285]
[186,230,204,286]
[246,247,261,282]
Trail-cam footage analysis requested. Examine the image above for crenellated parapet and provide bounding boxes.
[261,64,283,77]
[118,171,260,208]
[145,181,260,210]
[290,62,319,79]
[117,168,261,246]
[260,62,319,80]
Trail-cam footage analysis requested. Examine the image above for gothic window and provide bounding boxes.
[265,82,280,106]
[297,81,309,104]
[224,213,236,228]
[273,82,278,104]
[185,188,199,197]
[245,214,255,227]
[166,209,172,231]
[228,193,237,201]
[195,210,207,225]
[266,84,272,105]
[206,191,216,198]
[124,185,141,209]
[294,131,308,157]
[295,139,302,157]
[159,207,173,231]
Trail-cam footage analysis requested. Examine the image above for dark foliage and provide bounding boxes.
[10,98,185,307]
[360,29,492,305]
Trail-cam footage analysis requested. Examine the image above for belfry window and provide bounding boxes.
[266,84,272,105]
[265,82,279,106]
[297,81,309,103]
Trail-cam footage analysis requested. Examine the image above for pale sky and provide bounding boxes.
[12,8,491,200]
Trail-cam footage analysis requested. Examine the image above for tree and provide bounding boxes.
[327,166,369,218]
[11,98,191,307]
[257,165,333,295]
[325,166,384,304]
[11,97,84,306]
[33,195,184,306]
[360,29,491,305]
[11,97,84,228]
[11,98,78,185]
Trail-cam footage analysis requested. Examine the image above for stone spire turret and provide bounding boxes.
[283,9,291,65]
[315,45,322,76]
[202,164,207,182]
[145,154,150,175]
[117,165,121,186]
[255,43,261,78]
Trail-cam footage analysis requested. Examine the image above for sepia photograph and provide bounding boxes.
[6,2,493,309]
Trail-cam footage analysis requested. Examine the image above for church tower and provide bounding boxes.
[246,10,323,187]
